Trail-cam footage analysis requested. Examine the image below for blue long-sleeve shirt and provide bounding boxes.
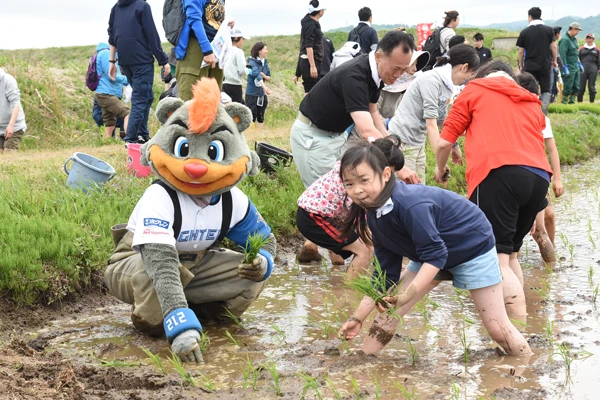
[176,0,225,60]
[95,43,128,97]
[368,181,495,287]
[245,57,271,97]
[108,0,168,66]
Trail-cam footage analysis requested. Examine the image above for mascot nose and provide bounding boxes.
[184,163,208,179]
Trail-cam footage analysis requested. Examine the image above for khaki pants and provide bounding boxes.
[176,36,224,101]
[104,225,266,334]
[401,144,426,183]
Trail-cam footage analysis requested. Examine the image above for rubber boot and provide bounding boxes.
[540,92,551,115]
[591,93,596,103]
[561,93,569,104]
[577,93,584,103]
[568,95,576,104]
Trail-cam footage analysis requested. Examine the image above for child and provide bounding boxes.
[223,28,250,104]
[296,136,404,274]
[516,72,564,263]
[337,142,531,357]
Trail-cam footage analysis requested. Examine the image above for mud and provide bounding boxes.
[2,160,600,399]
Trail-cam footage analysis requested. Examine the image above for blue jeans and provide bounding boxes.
[121,63,154,142]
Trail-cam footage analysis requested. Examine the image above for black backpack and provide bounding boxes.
[348,24,369,53]
[421,26,448,71]
[163,0,185,46]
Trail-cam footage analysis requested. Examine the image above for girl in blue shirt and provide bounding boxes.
[338,142,531,357]
[245,42,272,129]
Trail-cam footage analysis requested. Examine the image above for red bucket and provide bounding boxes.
[126,143,153,178]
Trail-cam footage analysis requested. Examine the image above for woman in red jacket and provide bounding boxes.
[434,60,552,319]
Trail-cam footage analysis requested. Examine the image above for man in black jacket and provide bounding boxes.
[348,7,379,54]
[108,0,170,144]
[578,33,600,103]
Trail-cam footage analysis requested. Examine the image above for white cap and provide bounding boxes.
[308,2,326,12]
[230,27,251,40]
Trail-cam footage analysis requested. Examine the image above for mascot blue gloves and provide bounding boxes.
[105,79,276,363]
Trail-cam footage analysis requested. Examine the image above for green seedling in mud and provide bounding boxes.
[452,287,469,308]
[510,318,528,329]
[543,260,553,274]
[299,372,323,400]
[545,320,555,344]
[196,371,217,392]
[373,373,382,399]
[391,379,418,400]
[222,307,245,329]
[224,330,241,347]
[96,358,139,367]
[554,342,575,377]
[263,360,283,396]
[141,347,167,375]
[588,232,596,249]
[349,374,362,399]
[167,351,195,386]
[269,323,287,344]
[450,380,462,400]
[323,374,343,400]
[593,284,599,309]
[321,256,331,273]
[200,330,211,352]
[588,266,595,285]
[568,244,575,260]
[242,232,270,264]
[242,356,260,390]
[558,232,570,248]
[407,338,418,365]
[460,315,475,364]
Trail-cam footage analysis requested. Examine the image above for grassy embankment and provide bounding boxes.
[0,28,599,305]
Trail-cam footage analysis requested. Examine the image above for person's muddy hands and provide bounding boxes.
[396,166,421,184]
[339,317,362,340]
[238,254,268,281]
[451,145,463,165]
[171,329,204,363]
[434,165,451,187]
[552,180,564,197]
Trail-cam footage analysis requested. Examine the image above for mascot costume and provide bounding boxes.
[105,78,276,363]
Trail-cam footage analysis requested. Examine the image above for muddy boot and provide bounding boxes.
[591,93,596,103]
[568,95,576,104]
[328,250,345,266]
[577,93,584,103]
[297,243,322,263]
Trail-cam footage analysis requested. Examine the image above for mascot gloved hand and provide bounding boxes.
[238,253,272,281]
[171,329,203,363]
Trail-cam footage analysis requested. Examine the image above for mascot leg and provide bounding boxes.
[105,226,194,336]
[184,249,267,321]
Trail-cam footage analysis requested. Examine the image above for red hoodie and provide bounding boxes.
[441,76,552,198]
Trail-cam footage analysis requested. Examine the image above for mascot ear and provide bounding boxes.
[247,151,261,176]
[224,102,252,133]
[156,97,185,125]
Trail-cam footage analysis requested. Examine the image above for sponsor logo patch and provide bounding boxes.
[144,218,170,229]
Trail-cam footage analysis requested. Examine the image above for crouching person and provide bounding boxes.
[104,78,276,363]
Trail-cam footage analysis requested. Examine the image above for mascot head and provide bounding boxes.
[141,78,260,196]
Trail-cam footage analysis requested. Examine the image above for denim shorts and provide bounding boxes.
[406,247,501,290]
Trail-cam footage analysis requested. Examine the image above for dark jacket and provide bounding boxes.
[108,0,168,66]
[320,36,335,77]
[299,14,324,63]
[579,45,600,70]
[246,57,271,97]
[348,22,379,54]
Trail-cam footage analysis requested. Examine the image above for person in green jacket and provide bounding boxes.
[558,22,583,104]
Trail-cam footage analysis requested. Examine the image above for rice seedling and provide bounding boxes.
[407,338,418,365]
[263,360,283,396]
[588,266,595,285]
[349,374,362,399]
[592,284,599,309]
[196,371,216,392]
[323,374,343,400]
[321,256,332,273]
[554,342,574,377]
[167,351,196,386]
[510,318,528,329]
[558,232,570,248]
[269,322,287,344]
[545,320,555,344]
[141,347,167,375]
[200,330,211,352]
[96,358,139,367]
[450,380,462,400]
[222,307,245,329]
[299,372,323,400]
[242,356,260,390]
[391,379,418,400]
[588,232,596,249]
[373,373,382,399]
[568,244,575,260]
[243,232,270,264]
[224,330,241,347]
[460,315,475,364]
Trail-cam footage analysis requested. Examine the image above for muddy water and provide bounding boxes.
[36,161,600,399]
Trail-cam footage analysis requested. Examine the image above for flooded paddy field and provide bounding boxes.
[2,160,600,400]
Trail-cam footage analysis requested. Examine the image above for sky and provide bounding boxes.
[0,0,597,50]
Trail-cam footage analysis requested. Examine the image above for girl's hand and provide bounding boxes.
[553,180,564,197]
[339,317,362,340]
[265,87,272,96]
[451,145,463,165]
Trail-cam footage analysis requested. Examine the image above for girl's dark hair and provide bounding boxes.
[250,42,267,59]
[435,43,479,71]
[371,134,404,171]
[475,60,516,79]
[309,0,321,16]
[443,10,459,26]
[516,72,539,95]
[339,141,398,246]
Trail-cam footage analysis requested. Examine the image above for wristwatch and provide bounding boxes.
[109,59,117,64]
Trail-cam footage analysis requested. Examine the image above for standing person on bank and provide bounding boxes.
[516,7,557,114]
[298,1,326,94]
[439,11,460,56]
[473,33,492,65]
[108,0,170,144]
[223,28,251,104]
[578,33,600,103]
[559,22,583,104]
[0,68,27,153]
[348,7,379,54]
[245,42,272,130]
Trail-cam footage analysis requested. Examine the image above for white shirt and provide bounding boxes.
[542,116,553,139]
[127,184,249,253]
[528,19,545,27]
[369,50,382,87]
[376,198,394,218]
[223,47,247,85]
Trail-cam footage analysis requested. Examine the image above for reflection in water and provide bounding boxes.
[37,161,600,398]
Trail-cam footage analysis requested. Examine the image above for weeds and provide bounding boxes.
[167,351,195,386]
[243,233,270,264]
[263,360,283,396]
[141,347,167,375]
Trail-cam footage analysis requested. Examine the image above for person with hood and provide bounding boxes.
[298,0,326,93]
[245,42,271,129]
[435,60,553,320]
[558,22,583,104]
[331,41,361,69]
[387,44,479,183]
[578,33,600,103]
[0,68,26,153]
[108,0,170,144]
[94,42,129,139]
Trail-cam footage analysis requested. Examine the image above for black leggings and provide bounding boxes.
[245,94,269,123]
[469,166,549,254]
[222,83,244,104]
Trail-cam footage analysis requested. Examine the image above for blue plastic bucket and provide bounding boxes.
[63,152,116,193]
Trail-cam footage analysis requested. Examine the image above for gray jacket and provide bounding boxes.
[0,68,27,135]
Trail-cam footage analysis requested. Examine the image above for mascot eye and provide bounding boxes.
[174,137,189,158]
[208,140,225,162]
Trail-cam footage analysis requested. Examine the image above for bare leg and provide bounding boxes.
[532,209,556,264]
[508,252,524,286]
[361,270,440,354]
[498,253,527,317]
[123,114,130,134]
[256,122,264,130]
[544,204,556,247]
[343,239,373,279]
[105,126,116,139]
[297,239,322,263]
[328,250,345,266]
[471,283,531,355]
